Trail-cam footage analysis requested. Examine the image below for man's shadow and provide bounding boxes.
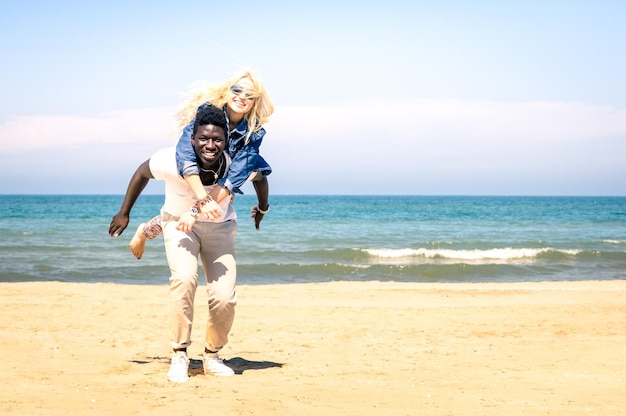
[188,356,284,375]
[131,356,283,376]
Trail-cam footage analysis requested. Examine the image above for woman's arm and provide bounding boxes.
[175,112,210,200]
[175,111,200,175]
[218,128,266,195]
[174,105,225,222]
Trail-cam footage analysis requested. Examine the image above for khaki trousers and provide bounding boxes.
[162,213,237,352]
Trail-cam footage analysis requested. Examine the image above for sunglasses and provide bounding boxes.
[230,85,256,101]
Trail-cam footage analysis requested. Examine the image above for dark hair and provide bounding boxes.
[193,103,228,137]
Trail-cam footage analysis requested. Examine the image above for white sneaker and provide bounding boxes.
[203,352,234,377]
[167,351,190,382]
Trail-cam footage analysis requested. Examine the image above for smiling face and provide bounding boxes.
[191,124,226,168]
[227,77,256,119]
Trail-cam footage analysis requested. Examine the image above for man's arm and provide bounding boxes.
[109,159,154,237]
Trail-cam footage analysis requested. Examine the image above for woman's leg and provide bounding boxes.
[130,215,163,259]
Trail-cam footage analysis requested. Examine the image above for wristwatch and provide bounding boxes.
[258,205,270,215]
[189,206,200,217]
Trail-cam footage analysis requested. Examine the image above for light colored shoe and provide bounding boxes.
[167,351,190,382]
[203,352,234,377]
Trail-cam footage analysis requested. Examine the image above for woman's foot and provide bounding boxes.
[129,223,147,260]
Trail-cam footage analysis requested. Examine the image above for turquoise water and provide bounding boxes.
[0,195,624,284]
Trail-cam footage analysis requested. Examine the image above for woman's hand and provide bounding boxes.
[199,199,223,220]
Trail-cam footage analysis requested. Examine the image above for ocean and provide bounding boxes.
[0,195,624,285]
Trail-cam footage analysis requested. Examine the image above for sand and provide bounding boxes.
[1,280,625,415]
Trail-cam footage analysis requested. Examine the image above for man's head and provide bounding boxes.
[192,103,228,136]
[191,104,228,168]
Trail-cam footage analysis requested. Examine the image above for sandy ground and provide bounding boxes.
[1,280,625,415]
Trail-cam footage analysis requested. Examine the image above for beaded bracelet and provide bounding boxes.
[195,194,214,208]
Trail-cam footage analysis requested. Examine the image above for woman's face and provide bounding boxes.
[227,77,256,117]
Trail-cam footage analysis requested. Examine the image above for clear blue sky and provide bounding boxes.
[1,0,625,195]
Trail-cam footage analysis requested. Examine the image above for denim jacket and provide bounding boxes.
[175,104,272,194]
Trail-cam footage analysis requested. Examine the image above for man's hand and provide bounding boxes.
[109,212,130,237]
[250,206,265,230]
[176,212,197,232]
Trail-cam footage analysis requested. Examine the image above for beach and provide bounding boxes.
[1,280,624,415]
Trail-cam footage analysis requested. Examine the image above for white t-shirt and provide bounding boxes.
[149,147,236,222]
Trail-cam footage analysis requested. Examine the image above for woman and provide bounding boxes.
[126,68,274,259]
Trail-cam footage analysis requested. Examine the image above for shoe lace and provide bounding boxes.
[173,352,187,364]
[206,354,222,364]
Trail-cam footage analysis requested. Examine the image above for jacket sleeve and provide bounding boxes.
[175,104,212,177]
[218,128,271,194]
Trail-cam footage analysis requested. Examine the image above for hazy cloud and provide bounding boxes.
[0,107,177,152]
[1,99,624,195]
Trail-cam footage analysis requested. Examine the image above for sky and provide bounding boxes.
[1,0,625,196]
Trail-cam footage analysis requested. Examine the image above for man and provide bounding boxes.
[109,104,268,382]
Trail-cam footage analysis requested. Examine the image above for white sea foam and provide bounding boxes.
[363,247,581,262]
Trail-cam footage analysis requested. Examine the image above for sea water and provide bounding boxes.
[0,195,624,284]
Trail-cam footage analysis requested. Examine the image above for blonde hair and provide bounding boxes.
[175,68,274,144]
